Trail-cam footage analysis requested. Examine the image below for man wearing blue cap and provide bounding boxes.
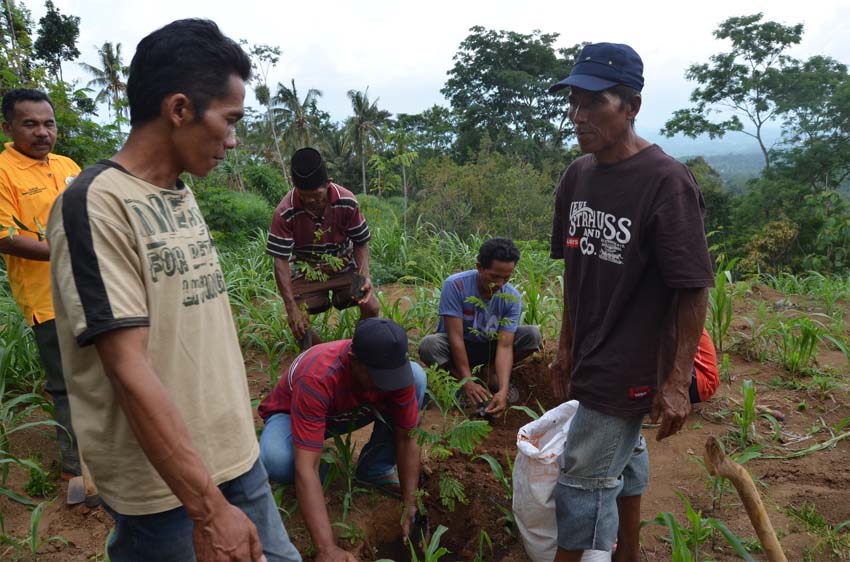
[258,318,426,562]
[547,43,714,561]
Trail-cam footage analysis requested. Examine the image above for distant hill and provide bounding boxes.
[692,152,765,192]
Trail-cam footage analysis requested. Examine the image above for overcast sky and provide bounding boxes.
[28,0,850,155]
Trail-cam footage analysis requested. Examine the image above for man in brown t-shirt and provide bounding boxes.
[267,147,378,349]
[547,43,714,562]
[48,19,299,562]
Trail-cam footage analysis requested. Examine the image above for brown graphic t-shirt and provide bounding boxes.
[48,161,258,515]
[550,145,714,417]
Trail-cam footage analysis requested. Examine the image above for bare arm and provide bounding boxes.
[485,331,514,415]
[0,236,50,261]
[293,448,357,562]
[94,327,265,562]
[352,243,373,303]
[352,243,370,279]
[395,427,421,539]
[651,287,709,441]
[444,316,489,405]
[274,257,309,341]
[549,275,572,402]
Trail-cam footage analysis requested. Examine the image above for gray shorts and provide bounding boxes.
[555,403,649,552]
[418,325,541,369]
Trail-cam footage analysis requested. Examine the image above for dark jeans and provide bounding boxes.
[32,319,80,476]
[104,460,301,562]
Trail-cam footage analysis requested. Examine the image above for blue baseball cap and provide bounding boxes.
[548,43,644,93]
[352,318,414,391]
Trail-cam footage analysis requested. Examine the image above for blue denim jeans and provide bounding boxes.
[104,461,301,562]
[259,361,427,484]
[555,404,649,552]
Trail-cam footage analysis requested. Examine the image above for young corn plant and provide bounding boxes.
[322,428,365,523]
[651,492,756,562]
[474,452,515,534]
[707,260,738,355]
[724,380,779,453]
[0,501,68,560]
[0,365,63,506]
[774,317,822,376]
[691,443,762,512]
[732,380,757,451]
[408,524,450,562]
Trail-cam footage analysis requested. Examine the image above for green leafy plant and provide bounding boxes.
[691,444,762,511]
[707,259,738,355]
[774,317,822,375]
[0,501,68,560]
[472,529,492,562]
[651,492,756,562]
[437,470,467,511]
[474,452,515,533]
[786,502,850,561]
[23,460,57,499]
[409,524,450,562]
[322,428,365,523]
[414,366,491,511]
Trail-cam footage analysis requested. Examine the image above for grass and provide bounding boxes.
[786,502,850,561]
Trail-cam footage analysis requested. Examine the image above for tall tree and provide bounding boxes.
[772,56,850,192]
[0,0,35,87]
[273,79,323,151]
[346,87,389,194]
[661,13,804,168]
[79,41,128,124]
[245,42,286,174]
[442,26,580,162]
[33,0,79,82]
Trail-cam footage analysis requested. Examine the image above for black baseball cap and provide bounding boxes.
[290,147,328,190]
[352,318,414,391]
[549,43,644,93]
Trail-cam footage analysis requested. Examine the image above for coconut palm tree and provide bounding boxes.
[273,79,323,152]
[79,42,128,124]
[346,88,390,194]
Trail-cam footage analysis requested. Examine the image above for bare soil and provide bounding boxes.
[2,284,849,561]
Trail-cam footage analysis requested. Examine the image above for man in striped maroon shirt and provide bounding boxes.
[267,147,378,349]
[258,318,426,562]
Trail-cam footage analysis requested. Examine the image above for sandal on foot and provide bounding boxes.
[354,470,401,498]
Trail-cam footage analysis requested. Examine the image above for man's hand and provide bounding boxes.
[315,545,358,562]
[286,307,309,341]
[649,381,691,441]
[355,276,373,305]
[400,503,417,541]
[485,390,508,415]
[463,381,490,406]
[191,498,266,562]
[548,352,571,402]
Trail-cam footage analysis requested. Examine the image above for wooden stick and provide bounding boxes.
[703,436,787,562]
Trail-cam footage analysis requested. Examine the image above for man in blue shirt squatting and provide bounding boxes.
[419,238,542,415]
[548,43,713,561]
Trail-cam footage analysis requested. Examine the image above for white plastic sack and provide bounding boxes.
[512,400,611,562]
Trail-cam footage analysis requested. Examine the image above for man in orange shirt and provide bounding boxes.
[0,89,81,480]
[690,328,720,404]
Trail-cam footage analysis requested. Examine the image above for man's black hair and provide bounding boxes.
[478,238,521,268]
[126,19,251,126]
[2,89,54,123]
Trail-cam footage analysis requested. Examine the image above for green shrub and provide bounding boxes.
[244,163,288,206]
[193,187,273,248]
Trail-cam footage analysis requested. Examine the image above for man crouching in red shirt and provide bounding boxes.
[258,318,426,562]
